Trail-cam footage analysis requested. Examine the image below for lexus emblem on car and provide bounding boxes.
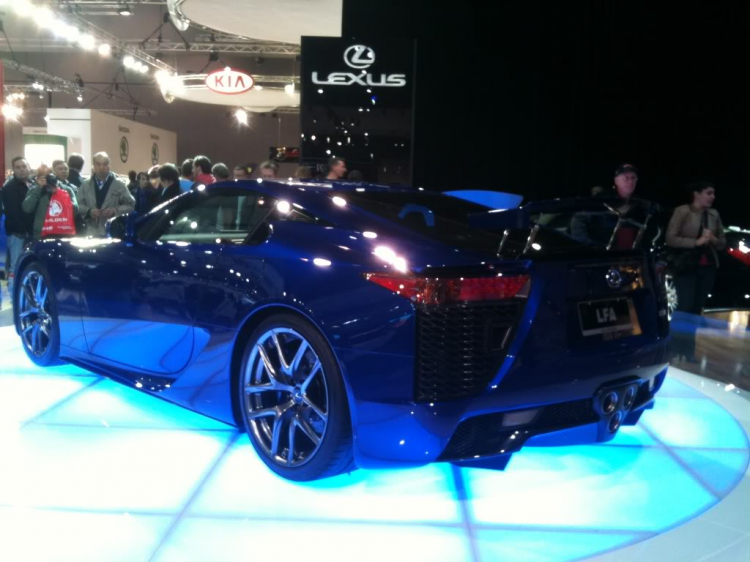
[606,268,623,289]
[344,45,376,69]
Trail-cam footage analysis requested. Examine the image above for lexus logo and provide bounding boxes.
[606,268,623,289]
[344,45,376,69]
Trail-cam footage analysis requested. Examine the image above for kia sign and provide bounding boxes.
[311,44,407,88]
[205,67,255,95]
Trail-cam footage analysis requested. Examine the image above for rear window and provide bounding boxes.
[345,192,503,251]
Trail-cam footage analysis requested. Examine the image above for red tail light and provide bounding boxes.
[365,274,530,305]
[728,247,750,267]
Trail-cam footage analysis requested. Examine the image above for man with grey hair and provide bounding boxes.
[258,160,279,180]
[77,151,135,236]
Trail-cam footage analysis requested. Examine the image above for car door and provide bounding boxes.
[77,189,249,374]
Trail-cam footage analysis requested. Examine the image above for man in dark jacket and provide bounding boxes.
[157,163,183,205]
[1,156,35,294]
[67,153,85,188]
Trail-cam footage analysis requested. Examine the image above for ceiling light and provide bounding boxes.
[34,7,56,27]
[79,34,96,51]
[98,43,111,57]
[14,1,33,18]
[123,55,135,68]
[235,109,248,125]
[254,85,263,90]
[77,95,83,102]
[284,83,295,95]
[139,64,149,74]
[118,5,132,16]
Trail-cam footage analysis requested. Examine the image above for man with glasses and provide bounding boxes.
[1,157,35,296]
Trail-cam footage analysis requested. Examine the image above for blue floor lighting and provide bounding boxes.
[0,326,747,561]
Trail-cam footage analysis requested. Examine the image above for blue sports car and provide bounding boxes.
[12,181,670,481]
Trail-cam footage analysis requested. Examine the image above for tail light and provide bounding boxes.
[365,273,530,305]
[727,246,750,267]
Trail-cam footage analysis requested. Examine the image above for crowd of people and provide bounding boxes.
[0,152,354,295]
[1,153,727,322]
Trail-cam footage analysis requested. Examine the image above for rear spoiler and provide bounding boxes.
[468,197,662,255]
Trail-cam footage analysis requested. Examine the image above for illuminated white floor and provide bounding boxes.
[0,325,748,562]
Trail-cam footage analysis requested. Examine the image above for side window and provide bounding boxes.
[137,189,274,244]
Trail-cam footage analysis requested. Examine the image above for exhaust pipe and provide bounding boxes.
[601,392,618,415]
[608,411,623,433]
[623,387,636,410]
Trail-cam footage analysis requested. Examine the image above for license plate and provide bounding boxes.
[578,297,634,336]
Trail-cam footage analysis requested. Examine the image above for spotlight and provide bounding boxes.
[235,108,248,125]
[77,95,83,102]
[123,55,135,68]
[139,64,149,75]
[34,7,56,27]
[14,0,33,18]
[79,34,96,51]
[284,83,295,95]
[118,4,132,16]
[98,43,112,57]
[254,85,263,90]
[18,93,25,100]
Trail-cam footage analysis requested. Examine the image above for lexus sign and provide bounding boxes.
[312,44,406,88]
[205,67,255,95]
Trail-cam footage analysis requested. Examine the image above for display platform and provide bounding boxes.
[0,324,748,562]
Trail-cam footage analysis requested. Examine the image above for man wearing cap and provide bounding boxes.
[572,163,653,248]
[22,167,79,240]
[611,163,639,204]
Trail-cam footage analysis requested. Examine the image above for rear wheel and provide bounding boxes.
[15,263,63,366]
[237,314,354,481]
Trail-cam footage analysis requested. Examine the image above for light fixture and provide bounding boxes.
[14,0,33,18]
[98,43,111,57]
[235,108,248,125]
[77,94,83,102]
[78,34,96,51]
[139,64,149,74]
[34,7,56,28]
[284,83,295,95]
[123,55,135,68]
[118,4,132,16]
[254,85,263,90]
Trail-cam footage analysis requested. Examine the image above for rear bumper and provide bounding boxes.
[349,338,669,469]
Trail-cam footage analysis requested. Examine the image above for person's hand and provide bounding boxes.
[101,208,115,219]
[696,233,710,246]
[706,231,718,244]
[90,208,101,220]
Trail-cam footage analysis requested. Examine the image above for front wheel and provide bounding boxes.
[15,263,63,366]
[237,314,355,481]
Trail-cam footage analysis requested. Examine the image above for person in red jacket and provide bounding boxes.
[191,155,215,188]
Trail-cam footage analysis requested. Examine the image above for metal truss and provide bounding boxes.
[1,58,80,95]
[133,40,300,56]
[24,106,158,117]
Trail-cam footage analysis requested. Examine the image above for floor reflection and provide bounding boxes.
[670,310,750,391]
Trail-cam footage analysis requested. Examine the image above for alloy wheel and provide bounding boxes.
[242,328,329,467]
[18,270,52,357]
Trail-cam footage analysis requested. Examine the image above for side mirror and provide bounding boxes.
[107,211,138,241]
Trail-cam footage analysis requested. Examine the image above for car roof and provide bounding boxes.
[209,178,411,194]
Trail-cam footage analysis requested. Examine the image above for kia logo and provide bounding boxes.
[344,45,376,69]
[205,67,254,95]
[49,200,63,217]
[606,267,623,289]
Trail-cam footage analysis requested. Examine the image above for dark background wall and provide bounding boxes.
[343,0,750,227]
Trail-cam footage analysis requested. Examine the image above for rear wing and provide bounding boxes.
[469,197,662,257]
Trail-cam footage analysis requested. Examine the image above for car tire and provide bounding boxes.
[238,313,355,481]
[15,262,64,367]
